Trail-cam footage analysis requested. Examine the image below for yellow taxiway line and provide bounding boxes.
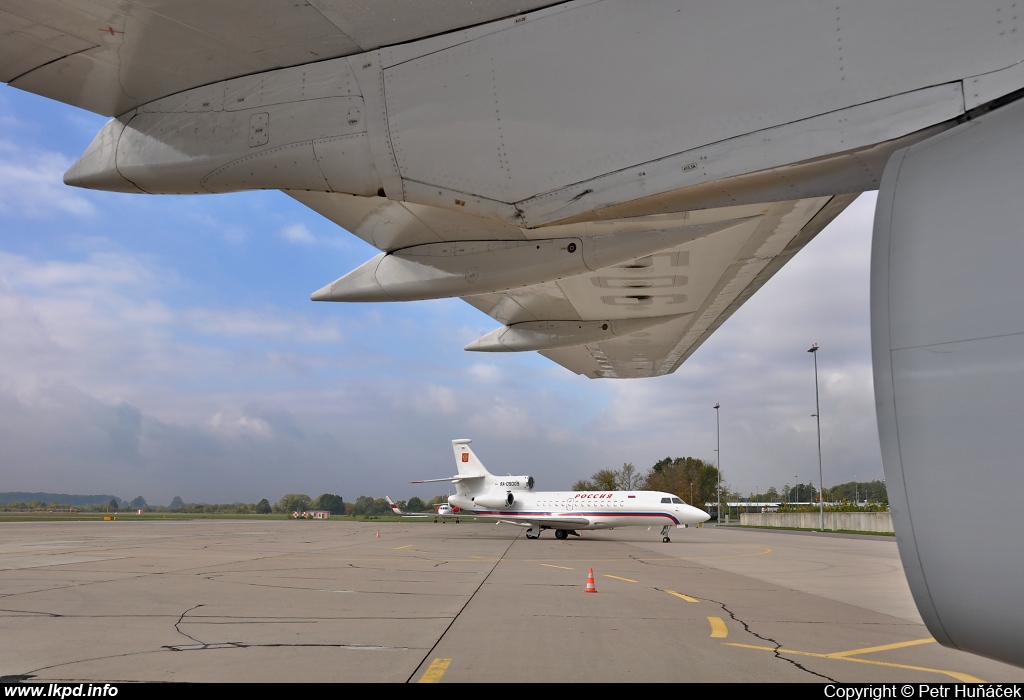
[726,640,983,682]
[664,590,700,602]
[419,658,452,683]
[708,617,728,638]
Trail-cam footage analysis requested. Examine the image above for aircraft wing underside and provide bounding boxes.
[4,1,985,380]
[466,196,857,378]
[0,0,560,117]
[292,190,858,378]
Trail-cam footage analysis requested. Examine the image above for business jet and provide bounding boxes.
[4,0,1024,668]
[385,496,466,523]
[411,440,709,542]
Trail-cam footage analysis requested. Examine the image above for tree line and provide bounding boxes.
[0,492,449,517]
[572,458,888,509]
[0,464,887,515]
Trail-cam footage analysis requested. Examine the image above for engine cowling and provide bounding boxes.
[473,492,515,509]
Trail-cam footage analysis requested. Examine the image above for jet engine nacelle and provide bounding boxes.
[494,476,534,491]
[473,492,515,509]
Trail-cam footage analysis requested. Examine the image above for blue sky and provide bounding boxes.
[0,82,883,507]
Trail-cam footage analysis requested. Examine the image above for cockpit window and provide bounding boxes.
[661,497,672,503]
[672,498,685,504]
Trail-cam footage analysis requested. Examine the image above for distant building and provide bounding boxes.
[292,510,330,519]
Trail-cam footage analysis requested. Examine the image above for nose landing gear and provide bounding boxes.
[660,524,673,543]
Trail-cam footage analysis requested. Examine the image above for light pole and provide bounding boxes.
[714,402,721,525]
[809,343,824,531]
[795,476,800,503]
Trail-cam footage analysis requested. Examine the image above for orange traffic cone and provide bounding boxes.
[585,567,597,593]
[376,529,380,538]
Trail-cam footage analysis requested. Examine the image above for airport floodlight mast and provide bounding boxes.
[714,402,721,525]
[808,343,824,531]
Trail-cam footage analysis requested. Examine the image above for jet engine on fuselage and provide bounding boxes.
[468,474,534,509]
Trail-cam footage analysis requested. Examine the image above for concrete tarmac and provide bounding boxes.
[1,519,1023,683]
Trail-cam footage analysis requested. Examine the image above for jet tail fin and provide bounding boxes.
[385,496,404,515]
[452,438,492,477]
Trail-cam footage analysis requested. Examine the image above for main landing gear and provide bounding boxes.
[524,527,580,540]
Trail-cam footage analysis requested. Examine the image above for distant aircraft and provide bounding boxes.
[385,495,465,523]
[412,439,709,542]
[5,0,1024,668]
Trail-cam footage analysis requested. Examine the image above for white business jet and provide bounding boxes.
[412,439,709,542]
[386,496,469,523]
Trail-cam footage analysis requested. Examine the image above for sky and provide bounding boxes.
[0,82,884,507]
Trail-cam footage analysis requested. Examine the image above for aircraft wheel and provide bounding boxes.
[554,529,568,540]
[526,534,539,540]
[662,536,671,543]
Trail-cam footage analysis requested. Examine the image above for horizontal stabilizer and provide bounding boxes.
[410,475,484,484]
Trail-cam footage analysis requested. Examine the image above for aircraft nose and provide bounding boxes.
[689,505,711,523]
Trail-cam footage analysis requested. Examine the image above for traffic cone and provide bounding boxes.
[376,529,380,538]
[585,567,597,593]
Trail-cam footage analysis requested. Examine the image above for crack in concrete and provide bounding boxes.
[703,596,837,682]
[0,608,62,617]
[174,604,206,645]
[164,642,412,651]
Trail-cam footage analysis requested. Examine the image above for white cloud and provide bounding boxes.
[280,223,316,244]
[408,384,459,415]
[208,412,273,439]
[467,362,502,383]
[183,308,344,342]
[0,140,96,218]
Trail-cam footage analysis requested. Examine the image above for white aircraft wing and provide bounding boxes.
[294,190,858,378]
[516,516,591,528]
[0,1,557,117]
[485,514,591,528]
[464,196,857,378]
[0,2,921,379]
